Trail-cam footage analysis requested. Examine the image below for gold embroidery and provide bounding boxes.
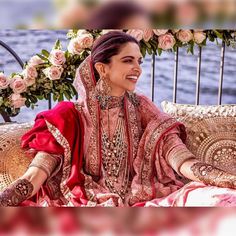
[79,58,101,176]
[29,151,61,177]
[130,118,181,204]
[45,120,71,196]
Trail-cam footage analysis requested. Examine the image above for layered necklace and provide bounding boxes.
[98,94,130,200]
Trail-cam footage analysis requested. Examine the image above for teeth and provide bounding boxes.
[127,76,138,80]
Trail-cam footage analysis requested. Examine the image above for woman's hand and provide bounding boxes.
[0,167,47,206]
[180,159,236,189]
[0,151,60,206]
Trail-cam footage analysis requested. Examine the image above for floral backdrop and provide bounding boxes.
[0,29,236,117]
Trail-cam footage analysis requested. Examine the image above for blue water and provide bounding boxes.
[0,29,236,123]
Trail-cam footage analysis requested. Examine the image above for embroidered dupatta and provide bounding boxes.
[73,55,187,205]
[21,55,187,206]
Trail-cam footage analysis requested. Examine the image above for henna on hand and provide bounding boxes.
[191,162,236,189]
[0,179,34,206]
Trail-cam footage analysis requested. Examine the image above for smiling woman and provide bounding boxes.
[1,31,236,207]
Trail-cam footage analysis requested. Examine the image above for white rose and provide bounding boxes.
[158,33,176,50]
[10,93,26,109]
[43,66,64,81]
[0,72,10,89]
[49,49,66,66]
[153,29,168,36]
[10,75,27,94]
[28,55,44,66]
[176,30,193,43]
[126,30,144,41]
[193,30,206,44]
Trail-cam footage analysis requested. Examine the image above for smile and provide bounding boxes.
[126,75,138,83]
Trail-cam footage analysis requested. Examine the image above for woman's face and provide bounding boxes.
[103,42,143,96]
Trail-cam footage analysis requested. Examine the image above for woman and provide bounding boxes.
[1,31,236,207]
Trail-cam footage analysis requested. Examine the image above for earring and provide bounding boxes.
[95,76,112,109]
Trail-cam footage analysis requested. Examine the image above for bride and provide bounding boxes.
[1,31,236,207]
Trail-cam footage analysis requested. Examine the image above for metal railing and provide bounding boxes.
[1,40,229,122]
[150,41,226,105]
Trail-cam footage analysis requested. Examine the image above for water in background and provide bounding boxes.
[0,29,236,123]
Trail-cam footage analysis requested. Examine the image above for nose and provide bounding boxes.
[133,62,142,74]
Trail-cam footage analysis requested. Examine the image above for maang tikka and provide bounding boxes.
[95,76,112,109]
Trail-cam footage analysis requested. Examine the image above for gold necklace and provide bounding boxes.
[101,106,130,200]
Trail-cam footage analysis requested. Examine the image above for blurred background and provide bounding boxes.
[0,208,236,235]
[0,0,236,29]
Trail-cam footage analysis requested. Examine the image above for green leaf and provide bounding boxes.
[25,100,31,108]
[36,53,49,62]
[157,48,162,56]
[41,49,50,57]
[58,93,64,101]
[214,30,223,40]
[147,47,152,55]
[64,90,71,100]
[54,39,62,50]
[145,42,152,49]
[140,46,146,57]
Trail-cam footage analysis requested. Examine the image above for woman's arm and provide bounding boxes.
[164,132,236,189]
[0,151,60,206]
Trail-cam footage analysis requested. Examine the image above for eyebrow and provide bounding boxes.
[121,56,143,60]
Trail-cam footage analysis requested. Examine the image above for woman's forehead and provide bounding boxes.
[117,43,142,58]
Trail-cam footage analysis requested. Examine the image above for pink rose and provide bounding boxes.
[22,66,38,87]
[176,30,193,43]
[10,93,26,109]
[68,34,93,54]
[153,29,168,36]
[143,29,154,42]
[158,33,176,50]
[193,30,206,44]
[68,37,83,55]
[126,30,144,41]
[0,72,10,89]
[79,33,94,49]
[10,76,27,94]
[28,55,44,66]
[43,66,63,81]
[49,49,66,66]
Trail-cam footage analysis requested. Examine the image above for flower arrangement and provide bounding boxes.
[0,29,235,117]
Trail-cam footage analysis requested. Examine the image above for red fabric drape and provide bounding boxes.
[21,101,87,204]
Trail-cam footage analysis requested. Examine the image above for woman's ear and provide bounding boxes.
[94,62,106,77]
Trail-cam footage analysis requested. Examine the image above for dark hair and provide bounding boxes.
[91,31,140,81]
[85,1,148,29]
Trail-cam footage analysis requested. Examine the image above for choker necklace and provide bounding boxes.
[96,94,125,110]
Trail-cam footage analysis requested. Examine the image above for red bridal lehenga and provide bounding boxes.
[20,56,236,207]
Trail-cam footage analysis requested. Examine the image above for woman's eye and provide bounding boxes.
[139,61,143,65]
[124,60,132,63]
